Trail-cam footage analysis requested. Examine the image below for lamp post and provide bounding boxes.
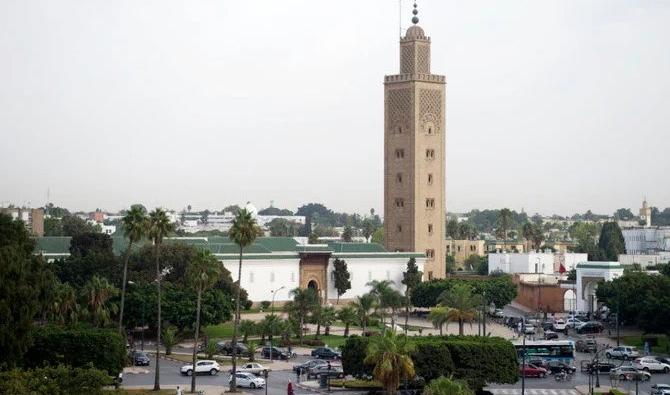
[269,286,285,362]
[521,316,526,395]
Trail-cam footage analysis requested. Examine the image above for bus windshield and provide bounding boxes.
[513,340,575,362]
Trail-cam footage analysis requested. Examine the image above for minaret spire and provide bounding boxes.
[412,2,419,24]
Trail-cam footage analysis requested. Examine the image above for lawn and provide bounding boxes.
[300,334,348,349]
[167,353,240,365]
[202,322,234,339]
[329,379,381,389]
[622,335,669,354]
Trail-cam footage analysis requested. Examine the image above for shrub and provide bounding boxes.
[244,300,253,310]
[412,340,455,382]
[341,336,373,378]
[23,327,126,375]
[443,336,518,390]
[260,301,271,310]
[303,339,325,347]
[424,376,474,395]
[0,365,111,395]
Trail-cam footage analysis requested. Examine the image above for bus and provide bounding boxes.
[513,340,575,364]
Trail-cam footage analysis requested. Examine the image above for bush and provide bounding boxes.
[412,340,455,382]
[303,339,325,347]
[23,327,126,375]
[260,301,271,310]
[244,300,253,310]
[411,276,517,308]
[0,365,111,395]
[341,336,373,378]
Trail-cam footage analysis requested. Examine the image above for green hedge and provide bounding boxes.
[340,335,518,390]
[0,365,111,395]
[23,327,126,374]
[411,276,517,308]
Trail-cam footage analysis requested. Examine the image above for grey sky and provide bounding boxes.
[1,0,668,216]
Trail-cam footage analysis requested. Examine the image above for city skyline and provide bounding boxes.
[1,1,669,216]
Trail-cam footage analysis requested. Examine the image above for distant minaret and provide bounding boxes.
[639,198,652,227]
[384,2,446,280]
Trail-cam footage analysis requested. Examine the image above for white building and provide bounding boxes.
[618,253,670,269]
[488,252,588,275]
[622,227,670,255]
[575,261,623,312]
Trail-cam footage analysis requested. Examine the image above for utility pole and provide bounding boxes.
[521,316,526,395]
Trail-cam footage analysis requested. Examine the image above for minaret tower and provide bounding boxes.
[384,3,446,279]
[640,198,652,227]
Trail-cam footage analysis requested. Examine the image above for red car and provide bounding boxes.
[520,364,548,378]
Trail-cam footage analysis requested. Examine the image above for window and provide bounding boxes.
[428,127,433,134]
[395,198,405,208]
[396,173,402,183]
[397,224,402,233]
[428,271,434,280]
[428,224,433,234]
[426,198,435,208]
[428,174,433,184]
[426,249,435,260]
[395,149,405,159]
[426,149,435,159]
[270,272,275,282]
[457,246,461,252]
[446,245,451,252]
[398,126,402,134]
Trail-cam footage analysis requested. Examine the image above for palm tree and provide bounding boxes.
[384,288,404,329]
[436,283,482,335]
[239,319,256,343]
[286,287,319,345]
[147,207,174,391]
[429,306,450,336]
[497,208,513,251]
[351,293,376,333]
[366,280,394,329]
[51,282,79,325]
[320,306,337,336]
[522,222,535,252]
[364,330,415,395]
[423,376,474,395]
[80,275,118,327]
[188,250,222,394]
[118,205,147,333]
[337,305,357,337]
[228,208,261,391]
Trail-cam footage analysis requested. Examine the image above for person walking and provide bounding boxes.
[176,386,183,395]
[296,367,301,383]
[287,380,294,395]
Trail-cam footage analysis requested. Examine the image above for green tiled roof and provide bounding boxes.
[256,237,298,252]
[328,242,387,253]
[34,237,71,254]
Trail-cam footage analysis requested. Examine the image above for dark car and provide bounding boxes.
[541,321,555,331]
[582,361,616,374]
[218,341,249,356]
[544,330,559,340]
[655,357,670,365]
[132,351,150,366]
[261,346,289,360]
[575,339,598,353]
[576,321,604,334]
[307,365,345,379]
[546,361,577,374]
[293,359,328,374]
[311,347,341,360]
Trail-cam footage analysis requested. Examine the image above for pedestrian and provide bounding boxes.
[287,380,294,395]
[176,386,183,395]
[296,367,301,383]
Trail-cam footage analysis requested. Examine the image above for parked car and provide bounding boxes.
[566,318,584,328]
[582,362,616,374]
[546,361,577,375]
[656,357,670,365]
[553,320,566,332]
[311,347,341,360]
[132,351,150,366]
[576,321,604,334]
[610,366,651,381]
[544,330,559,340]
[633,357,670,373]
[218,341,249,356]
[651,384,670,395]
[605,346,640,360]
[261,346,289,360]
[541,321,555,331]
[520,364,547,378]
[307,365,345,379]
[576,339,598,353]
[527,359,549,370]
[492,309,505,318]
[293,359,328,374]
[228,372,266,389]
[523,325,536,335]
[180,360,221,376]
[236,363,268,376]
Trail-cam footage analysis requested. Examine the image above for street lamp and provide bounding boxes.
[521,316,526,395]
[269,286,286,362]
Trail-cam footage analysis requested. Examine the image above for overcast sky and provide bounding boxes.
[1,0,668,217]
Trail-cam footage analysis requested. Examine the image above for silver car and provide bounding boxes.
[610,366,651,381]
[605,346,640,360]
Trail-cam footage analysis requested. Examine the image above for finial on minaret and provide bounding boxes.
[412,2,419,24]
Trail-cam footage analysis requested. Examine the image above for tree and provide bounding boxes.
[342,225,353,242]
[308,233,319,244]
[187,250,221,393]
[0,214,46,369]
[429,307,450,335]
[352,293,375,333]
[227,208,262,391]
[147,208,174,391]
[258,206,294,216]
[424,376,474,395]
[286,287,319,345]
[598,222,626,261]
[457,222,477,240]
[337,305,357,337]
[320,306,337,336]
[332,258,351,304]
[162,327,177,355]
[446,219,459,239]
[464,254,483,272]
[364,330,415,394]
[496,208,513,249]
[446,254,456,276]
[614,208,635,221]
[371,227,384,244]
[474,257,488,275]
[237,320,256,344]
[49,282,79,325]
[223,204,241,214]
[569,222,601,259]
[567,268,576,281]
[437,283,482,335]
[367,280,394,330]
[80,275,118,327]
[401,257,422,334]
[267,218,300,237]
[61,215,99,237]
[362,219,375,242]
[44,216,64,236]
[118,205,147,333]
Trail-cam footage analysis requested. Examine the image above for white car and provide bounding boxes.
[566,318,584,328]
[553,320,567,332]
[236,362,268,376]
[180,360,221,376]
[651,384,670,395]
[605,346,640,360]
[229,372,266,389]
[523,325,536,335]
[634,357,670,373]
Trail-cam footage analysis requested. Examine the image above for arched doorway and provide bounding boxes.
[563,289,576,312]
[308,279,319,292]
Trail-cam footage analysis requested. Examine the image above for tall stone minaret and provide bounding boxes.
[640,198,652,227]
[384,3,446,279]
